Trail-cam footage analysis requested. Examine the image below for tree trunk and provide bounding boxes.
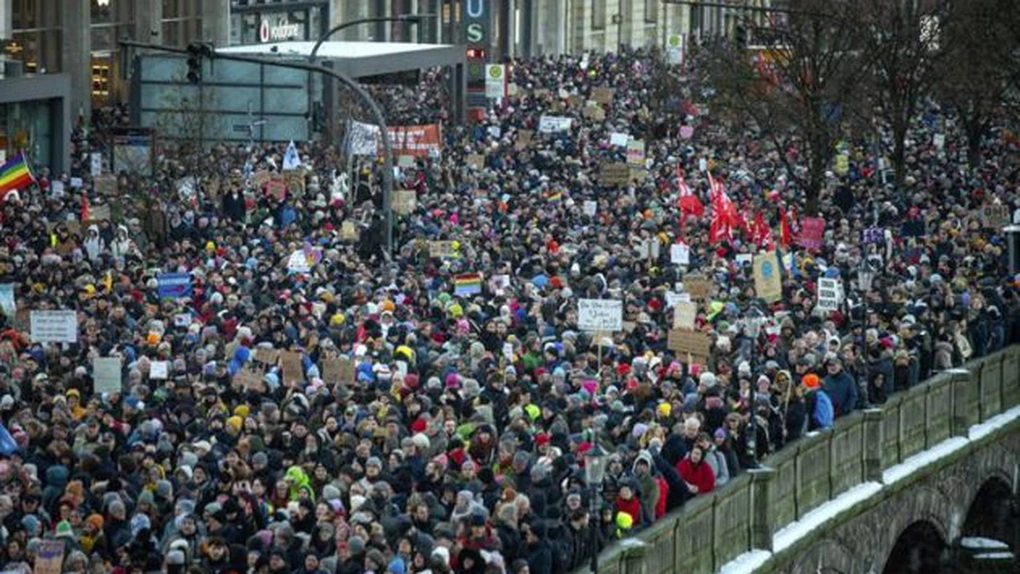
[892,120,908,190]
[967,124,983,168]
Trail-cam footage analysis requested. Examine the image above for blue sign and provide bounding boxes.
[157,273,193,299]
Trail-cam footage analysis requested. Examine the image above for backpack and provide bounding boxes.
[813,390,834,429]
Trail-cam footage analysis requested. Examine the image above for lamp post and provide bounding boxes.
[585,445,608,574]
[745,306,764,470]
[858,263,875,406]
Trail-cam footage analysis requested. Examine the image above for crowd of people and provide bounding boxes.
[0,44,1017,574]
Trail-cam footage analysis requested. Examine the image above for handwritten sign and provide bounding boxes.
[33,540,64,574]
[673,301,698,330]
[981,205,1010,229]
[322,357,356,385]
[626,139,646,167]
[341,221,358,241]
[817,277,842,312]
[30,310,78,343]
[393,190,416,215]
[684,276,712,301]
[254,348,279,365]
[592,87,615,105]
[280,351,304,384]
[668,330,712,362]
[466,154,485,170]
[862,226,884,244]
[578,299,623,332]
[515,130,534,151]
[93,175,118,197]
[670,243,690,265]
[233,368,263,390]
[754,250,783,303]
[583,105,605,121]
[150,361,169,380]
[93,357,123,394]
[600,162,631,186]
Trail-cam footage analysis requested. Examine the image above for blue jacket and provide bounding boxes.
[824,371,858,417]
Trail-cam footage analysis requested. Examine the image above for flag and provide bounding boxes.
[283,141,302,170]
[545,189,563,202]
[0,153,35,200]
[707,172,741,245]
[779,206,792,247]
[750,210,774,250]
[676,166,703,218]
[0,421,18,455]
[454,273,483,297]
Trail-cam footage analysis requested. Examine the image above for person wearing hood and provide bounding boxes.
[822,355,857,417]
[110,224,136,260]
[83,224,106,262]
[631,450,659,525]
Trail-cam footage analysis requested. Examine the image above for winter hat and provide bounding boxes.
[388,558,407,574]
[55,520,74,539]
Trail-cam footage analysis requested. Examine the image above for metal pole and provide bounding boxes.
[589,486,599,574]
[121,39,396,254]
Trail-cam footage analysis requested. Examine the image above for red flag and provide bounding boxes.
[779,206,795,247]
[80,189,90,222]
[708,173,740,245]
[751,210,774,250]
[676,166,704,218]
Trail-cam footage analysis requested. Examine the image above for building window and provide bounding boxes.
[645,0,659,23]
[592,0,606,30]
[162,0,202,48]
[9,0,62,72]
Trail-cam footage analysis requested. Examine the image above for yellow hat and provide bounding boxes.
[381,300,396,312]
[226,416,243,432]
[205,241,216,251]
[84,284,96,295]
[616,512,633,530]
[449,303,463,318]
[657,402,672,417]
[233,405,250,418]
[330,312,346,325]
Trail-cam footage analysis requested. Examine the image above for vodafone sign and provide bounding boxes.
[258,18,301,43]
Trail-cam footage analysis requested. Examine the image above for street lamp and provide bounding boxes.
[745,308,763,469]
[585,445,608,574]
[858,263,875,406]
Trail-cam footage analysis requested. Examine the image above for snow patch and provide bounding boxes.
[961,537,1010,550]
[717,549,771,574]
[773,482,883,553]
[882,437,969,485]
[973,552,1014,560]
[969,405,1020,441]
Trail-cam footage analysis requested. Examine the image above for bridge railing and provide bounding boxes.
[578,345,1020,574]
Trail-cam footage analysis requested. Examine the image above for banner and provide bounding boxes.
[578,299,623,332]
[817,278,842,312]
[454,273,483,297]
[626,139,646,167]
[30,310,78,343]
[429,241,458,258]
[388,124,443,157]
[599,162,631,186]
[538,115,572,133]
[667,330,712,363]
[754,250,783,303]
[157,273,193,299]
[798,217,826,250]
[93,357,123,394]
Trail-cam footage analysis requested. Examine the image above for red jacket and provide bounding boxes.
[614,494,642,525]
[676,456,716,494]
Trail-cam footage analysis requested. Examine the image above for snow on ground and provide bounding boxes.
[717,549,771,574]
[960,537,1010,550]
[773,482,883,553]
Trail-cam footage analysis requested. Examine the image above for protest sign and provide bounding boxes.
[592,87,615,105]
[684,275,712,301]
[341,221,358,241]
[673,301,698,330]
[284,170,305,193]
[322,357,356,385]
[670,243,690,265]
[835,154,849,175]
[798,217,826,250]
[862,226,884,244]
[393,190,417,215]
[90,153,102,176]
[680,125,694,139]
[567,94,584,108]
[578,299,623,332]
[34,540,64,574]
[254,348,279,365]
[30,310,78,343]
[583,200,597,217]
[150,361,169,380]
[538,116,572,133]
[252,169,272,188]
[0,284,14,317]
[981,205,1010,228]
[600,162,631,186]
[667,330,712,363]
[93,175,118,197]
[466,154,485,169]
[610,132,630,147]
[388,124,443,157]
[817,278,842,312]
[286,250,313,274]
[70,177,83,189]
[89,203,112,221]
[280,351,304,384]
[582,105,605,121]
[233,369,263,390]
[515,130,534,150]
[754,250,783,303]
[429,241,458,258]
[157,273,193,299]
[626,139,646,167]
[489,274,511,295]
[93,357,123,394]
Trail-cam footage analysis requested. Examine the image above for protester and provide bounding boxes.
[0,44,1015,573]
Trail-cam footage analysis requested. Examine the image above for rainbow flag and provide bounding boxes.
[0,154,34,199]
[454,272,483,296]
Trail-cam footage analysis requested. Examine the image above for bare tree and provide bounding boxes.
[704,0,871,214]
[860,0,948,189]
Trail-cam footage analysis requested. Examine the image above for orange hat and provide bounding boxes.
[802,374,820,389]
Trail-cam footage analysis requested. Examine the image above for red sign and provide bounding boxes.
[387,125,443,157]
[798,217,825,250]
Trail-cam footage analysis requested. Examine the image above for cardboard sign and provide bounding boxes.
[284,170,306,193]
[600,162,631,186]
[89,204,111,221]
[673,301,698,330]
[93,357,123,394]
[583,200,597,217]
[817,277,842,312]
[567,94,585,108]
[30,310,78,343]
[322,357,356,385]
[577,299,623,332]
[665,291,692,309]
[429,241,458,258]
[466,154,485,169]
[93,175,118,197]
[233,368,263,390]
[515,129,534,151]
[254,348,280,365]
[341,221,358,241]
[150,361,169,380]
[754,250,783,303]
[582,105,606,121]
[981,205,1010,229]
[592,87,615,105]
[668,329,712,362]
[626,139,646,167]
[684,276,712,301]
[280,351,304,384]
[33,540,64,574]
[798,217,826,250]
[393,190,417,215]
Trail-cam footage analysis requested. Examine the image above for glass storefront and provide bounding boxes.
[0,99,55,170]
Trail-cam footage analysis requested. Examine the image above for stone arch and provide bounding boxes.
[786,538,858,574]
[882,519,950,574]
[959,475,1016,551]
[873,485,953,571]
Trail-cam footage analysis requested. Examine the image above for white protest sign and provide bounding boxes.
[286,250,312,273]
[673,301,698,330]
[698,158,708,172]
[538,116,573,133]
[51,180,65,197]
[150,361,169,380]
[610,132,630,147]
[670,243,690,265]
[577,299,623,332]
[665,291,692,308]
[93,357,123,394]
[817,278,842,312]
[90,153,102,176]
[30,310,78,343]
[70,177,83,189]
[583,200,597,217]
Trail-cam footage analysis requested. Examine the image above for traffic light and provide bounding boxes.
[186,42,203,84]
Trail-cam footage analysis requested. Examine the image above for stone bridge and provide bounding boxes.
[585,347,1020,574]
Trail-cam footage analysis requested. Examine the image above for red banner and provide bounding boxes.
[798,217,826,250]
[387,124,442,157]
